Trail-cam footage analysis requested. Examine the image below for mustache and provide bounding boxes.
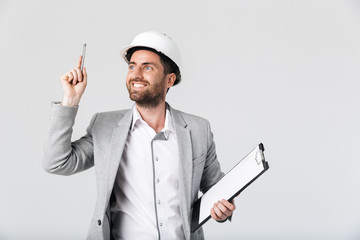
[129,79,149,85]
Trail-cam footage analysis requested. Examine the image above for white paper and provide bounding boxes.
[199,146,265,223]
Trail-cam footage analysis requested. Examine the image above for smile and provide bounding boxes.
[132,82,147,88]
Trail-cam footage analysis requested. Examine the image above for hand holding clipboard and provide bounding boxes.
[191,143,269,232]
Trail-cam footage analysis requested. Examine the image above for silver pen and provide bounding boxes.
[81,43,86,71]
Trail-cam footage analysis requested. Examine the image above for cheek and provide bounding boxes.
[126,72,132,83]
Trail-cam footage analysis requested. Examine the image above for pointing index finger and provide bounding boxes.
[77,55,82,69]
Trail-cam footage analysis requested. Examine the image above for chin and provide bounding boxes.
[129,94,140,101]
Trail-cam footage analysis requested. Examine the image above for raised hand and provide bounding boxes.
[61,55,87,106]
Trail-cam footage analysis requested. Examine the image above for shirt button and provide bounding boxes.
[156,178,160,183]
[97,220,101,226]
[156,157,159,161]
[158,200,161,205]
[160,222,163,227]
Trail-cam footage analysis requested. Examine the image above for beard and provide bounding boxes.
[127,78,167,109]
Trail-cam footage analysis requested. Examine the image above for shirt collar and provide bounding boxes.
[131,105,174,140]
[131,106,143,131]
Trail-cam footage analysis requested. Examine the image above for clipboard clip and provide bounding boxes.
[254,143,265,165]
[255,145,265,165]
[255,150,262,165]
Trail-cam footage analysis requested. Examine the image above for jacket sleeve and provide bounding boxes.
[199,120,225,194]
[42,102,96,176]
[200,120,233,222]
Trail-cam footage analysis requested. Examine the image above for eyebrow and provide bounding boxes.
[129,61,157,66]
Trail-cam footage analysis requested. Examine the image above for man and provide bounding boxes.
[43,31,236,240]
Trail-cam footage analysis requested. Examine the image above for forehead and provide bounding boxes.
[129,50,161,64]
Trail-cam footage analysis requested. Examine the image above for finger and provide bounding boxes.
[71,69,78,85]
[221,199,236,212]
[75,67,82,82]
[213,203,226,220]
[231,199,236,208]
[82,67,87,84]
[66,72,74,83]
[61,73,69,81]
[77,55,82,69]
[217,201,232,217]
[210,207,222,221]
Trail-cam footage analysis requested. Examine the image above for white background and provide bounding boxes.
[1,0,360,239]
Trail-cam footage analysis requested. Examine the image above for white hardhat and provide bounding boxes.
[120,31,182,85]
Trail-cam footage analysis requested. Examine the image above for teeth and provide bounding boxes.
[134,83,145,88]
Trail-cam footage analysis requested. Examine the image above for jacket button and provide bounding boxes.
[98,220,101,226]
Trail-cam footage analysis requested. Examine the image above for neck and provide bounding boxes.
[136,101,167,133]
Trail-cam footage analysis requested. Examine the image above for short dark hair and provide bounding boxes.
[125,46,181,86]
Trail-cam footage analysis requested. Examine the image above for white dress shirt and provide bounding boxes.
[111,106,185,240]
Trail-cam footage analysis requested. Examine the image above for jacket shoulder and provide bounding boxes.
[97,109,130,117]
[93,109,131,125]
[172,108,210,128]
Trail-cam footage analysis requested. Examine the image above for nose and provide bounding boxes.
[130,66,143,80]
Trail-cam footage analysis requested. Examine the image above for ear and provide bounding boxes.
[166,73,176,88]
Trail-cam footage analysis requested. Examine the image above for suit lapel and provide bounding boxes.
[104,109,133,210]
[170,105,193,237]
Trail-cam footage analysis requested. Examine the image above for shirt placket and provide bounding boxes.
[151,132,167,239]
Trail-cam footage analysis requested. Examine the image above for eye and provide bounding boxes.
[129,65,135,70]
[144,66,152,71]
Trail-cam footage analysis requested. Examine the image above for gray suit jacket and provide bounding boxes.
[43,103,224,240]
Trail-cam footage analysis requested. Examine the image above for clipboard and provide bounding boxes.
[191,143,269,233]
